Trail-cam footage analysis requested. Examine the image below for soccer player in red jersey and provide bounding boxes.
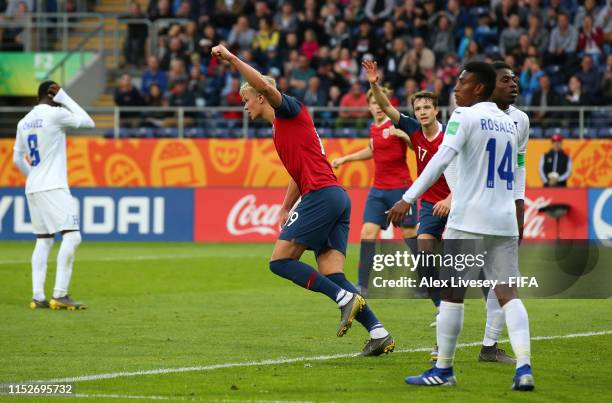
[332,87,418,296]
[211,44,394,355]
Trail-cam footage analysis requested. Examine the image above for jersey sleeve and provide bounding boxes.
[397,113,421,135]
[13,125,26,153]
[441,108,470,153]
[275,94,302,119]
[514,111,529,200]
[54,107,82,129]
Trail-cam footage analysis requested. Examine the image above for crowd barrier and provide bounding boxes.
[0,187,609,241]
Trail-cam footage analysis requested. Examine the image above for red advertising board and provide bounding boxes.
[194,188,404,243]
[523,188,588,239]
[195,187,588,243]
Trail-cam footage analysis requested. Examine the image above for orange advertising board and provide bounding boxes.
[0,139,609,188]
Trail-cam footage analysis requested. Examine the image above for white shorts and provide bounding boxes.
[26,188,79,235]
[444,227,520,283]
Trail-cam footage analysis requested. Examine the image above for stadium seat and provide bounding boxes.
[317,127,333,138]
[356,128,370,138]
[155,128,179,138]
[209,127,230,138]
[132,127,154,138]
[334,127,358,138]
[544,127,570,139]
[185,127,206,138]
[597,127,612,138]
[571,127,597,139]
[103,129,114,139]
[256,128,273,138]
[529,126,543,139]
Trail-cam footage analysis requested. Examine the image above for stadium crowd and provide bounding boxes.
[111,0,612,119]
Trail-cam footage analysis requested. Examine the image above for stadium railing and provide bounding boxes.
[0,106,610,139]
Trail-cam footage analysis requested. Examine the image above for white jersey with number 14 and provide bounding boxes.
[442,101,519,237]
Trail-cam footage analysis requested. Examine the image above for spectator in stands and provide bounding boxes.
[248,1,271,29]
[530,74,561,127]
[393,0,417,36]
[562,75,591,123]
[447,0,474,43]
[222,78,243,122]
[339,82,369,126]
[301,29,320,61]
[364,0,394,26]
[344,0,366,26]
[273,2,298,34]
[527,14,549,55]
[548,12,578,65]
[576,55,602,100]
[428,13,456,61]
[298,0,323,33]
[141,55,168,94]
[577,15,604,64]
[227,16,255,52]
[303,76,328,107]
[525,0,548,23]
[252,18,279,55]
[602,54,612,105]
[143,83,166,127]
[114,73,144,128]
[321,1,341,38]
[401,78,419,113]
[437,54,461,88]
[167,58,188,89]
[520,57,544,106]
[212,0,247,28]
[4,0,32,16]
[174,0,194,20]
[351,21,378,62]
[457,26,474,59]
[264,46,283,77]
[187,64,207,99]
[320,85,342,122]
[401,36,435,80]
[160,36,190,71]
[317,58,349,95]
[384,37,408,88]
[574,0,600,26]
[494,0,522,31]
[511,33,532,67]
[163,77,195,127]
[595,0,612,43]
[500,14,525,56]
[148,0,173,21]
[335,47,359,83]
[474,10,497,48]
[289,54,315,99]
[379,20,397,60]
[328,20,350,49]
[539,134,572,187]
[462,40,486,63]
[0,0,28,50]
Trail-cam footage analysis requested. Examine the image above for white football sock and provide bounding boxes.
[53,231,81,299]
[435,301,464,369]
[503,298,531,368]
[32,238,54,301]
[336,290,354,307]
[483,288,505,346]
[370,326,389,339]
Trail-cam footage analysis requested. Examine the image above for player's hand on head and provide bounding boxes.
[362,60,379,83]
[386,199,411,227]
[48,84,60,98]
[211,45,233,62]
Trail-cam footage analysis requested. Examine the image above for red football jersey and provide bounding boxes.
[408,124,451,203]
[370,119,413,189]
[273,96,340,195]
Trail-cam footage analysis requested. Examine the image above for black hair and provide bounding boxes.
[491,61,513,71]
[38,80,57,100]
[463,61,496,99]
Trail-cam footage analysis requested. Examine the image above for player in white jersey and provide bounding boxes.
[388,62,534,391]
[476,61,531,363]
[13,81,95,310]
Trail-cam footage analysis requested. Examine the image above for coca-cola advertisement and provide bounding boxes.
[195,188,379,242]
[523,188,588,240]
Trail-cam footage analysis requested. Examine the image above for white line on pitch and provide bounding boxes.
[27,329,612,384]
[0,254,263,265]
[74,395,317,403]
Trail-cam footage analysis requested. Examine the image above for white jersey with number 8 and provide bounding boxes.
[442,101,519,236]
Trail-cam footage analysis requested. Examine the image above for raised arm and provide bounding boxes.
[212,44,282,108]
[332,140,373,168]
[362,60,401,124]
[53,88,95,129]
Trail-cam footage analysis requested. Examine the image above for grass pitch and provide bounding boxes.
[1,242,611,402]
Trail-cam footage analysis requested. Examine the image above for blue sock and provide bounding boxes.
[327,273,383,333]
[358,240,376,288]
[269,259,342,302]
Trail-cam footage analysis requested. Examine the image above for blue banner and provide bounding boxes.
[0,188,194,241]
[588,188,612,241]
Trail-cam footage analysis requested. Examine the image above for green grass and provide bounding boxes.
[1,242,611,402]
